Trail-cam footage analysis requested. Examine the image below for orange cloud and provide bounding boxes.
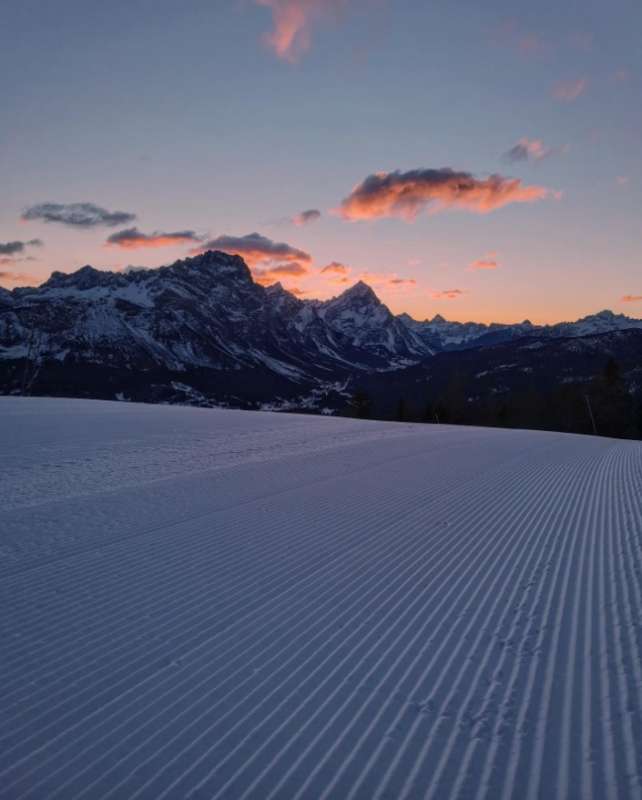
[552,78,587,102]
[255,261,309,277]
[469,253,499,271]
[431,288,465,299]
[388,277,416,286]
[356,271,416,289]
[196,232,311,267]
[106,228,202,249]
[256,0,347,62]
[622,294,642,303]
[321,261,350,276]
[338,168,548,221]
[253,260,311,287]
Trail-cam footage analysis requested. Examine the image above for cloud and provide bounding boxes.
[197,232,312,266]
[253,261,311,285]
[0,239,43,256]
[22,202,136,228]
[616,176,629,186]
[469,253,499,271]
[615,69,631,83]
[622,294,642,303]
[256,0,348,62]
[552,78,587,102]
[491,21,548,58]
[388,277,416,286]
[106,227,203,249]
[292,208,321,226]
[431,288,465,299]
[355,270,416,289]
[503,138,554,162]
[321,261,350,275]
[256,261,309,277]
[338,167,548,220]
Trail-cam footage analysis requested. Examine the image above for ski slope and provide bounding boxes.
[1,397,641,799]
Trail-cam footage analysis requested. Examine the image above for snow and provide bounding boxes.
[1,397,641,799]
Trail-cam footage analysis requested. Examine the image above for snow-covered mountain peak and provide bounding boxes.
[42,265,125,291]
[336,280,380,305]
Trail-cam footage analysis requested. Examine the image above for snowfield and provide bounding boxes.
[1,398,641,800]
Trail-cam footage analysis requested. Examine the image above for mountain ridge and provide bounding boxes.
[1,250,641,409]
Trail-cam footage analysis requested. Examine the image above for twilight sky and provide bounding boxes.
[1,0,640,323]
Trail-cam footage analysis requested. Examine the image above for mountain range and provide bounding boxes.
[1,250,641,413]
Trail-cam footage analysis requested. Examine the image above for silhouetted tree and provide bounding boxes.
[351,389,372,419]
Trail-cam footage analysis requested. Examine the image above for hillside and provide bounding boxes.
[1,398,641,798]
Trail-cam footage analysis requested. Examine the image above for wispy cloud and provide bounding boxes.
[616,176,629,186]
[253,261,311,285]
[551,78,587,102]
[431,288,465,299]
[106,228,203,249]
[621,294,642,303]
[321,261,350,275]
[197,232,311,266]
[387,277,416,287]
[503,138,555,162]
[256,0,348,62]
[491,20,549,58]
[22,202,136,228]
[355,271,416,289]
[292,208,321,226]
[338,167,548,221]
[469,253,499,271]
[0,239,43,256]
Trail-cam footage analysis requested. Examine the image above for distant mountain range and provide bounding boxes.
[1,250,641,416]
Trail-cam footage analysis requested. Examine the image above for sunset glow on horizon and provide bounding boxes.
[1,0,640,325]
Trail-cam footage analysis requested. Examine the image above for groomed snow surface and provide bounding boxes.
[1,397,641,800]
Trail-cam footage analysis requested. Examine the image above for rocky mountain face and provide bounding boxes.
[1,250,641,408]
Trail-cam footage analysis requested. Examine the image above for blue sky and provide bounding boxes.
[1,0,640,322]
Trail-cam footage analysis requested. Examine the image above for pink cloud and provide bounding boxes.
[292,208,321,226]
[321,261,350,276]
[431,288,465,299]
[357,270,416,289]
[256,0,348,62]
[504,137,554,162]
[338,168,548,221]
[622,294,642,303]
[552,78,587,102]
[469,253,499,271]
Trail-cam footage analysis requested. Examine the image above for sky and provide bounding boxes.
[1,0,641,323]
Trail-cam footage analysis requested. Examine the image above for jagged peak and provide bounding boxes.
[42,265,124,290]
[430,313,447,324]
[166,250,252,280]
[334,280,380,305]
